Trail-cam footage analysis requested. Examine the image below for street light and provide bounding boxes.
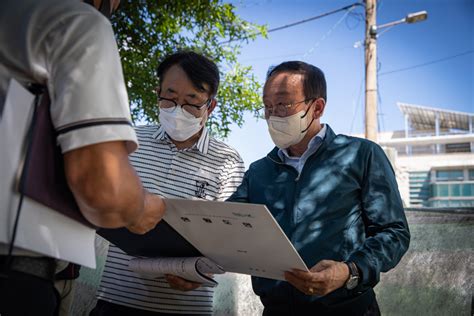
[370,11,428,37]
[406,11,428,23]
[364,0,428,142]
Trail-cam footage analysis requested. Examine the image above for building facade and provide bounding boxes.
[376,103,473,208]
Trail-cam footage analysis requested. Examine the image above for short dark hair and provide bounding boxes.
[266,61,327,102]
[157,51,220,96]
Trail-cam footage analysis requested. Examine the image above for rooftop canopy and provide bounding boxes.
[398,102,473,131]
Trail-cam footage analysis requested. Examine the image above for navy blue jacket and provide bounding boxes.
[228,125,410,306]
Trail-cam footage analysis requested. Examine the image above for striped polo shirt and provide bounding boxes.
[96,124,245,314]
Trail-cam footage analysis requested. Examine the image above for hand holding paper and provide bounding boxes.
[100,199,309,281]
[126,192,165,234]
[165,274,203,292]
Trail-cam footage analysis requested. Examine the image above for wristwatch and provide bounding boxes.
[344,261,360,290]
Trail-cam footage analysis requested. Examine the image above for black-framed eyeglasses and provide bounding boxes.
[158,96,211,118]
[256,98,314,118]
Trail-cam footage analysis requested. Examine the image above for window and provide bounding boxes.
[430,200,449,208]
[432,184,449,197]
[409,172,430,181]
[445,143,471,153]
[409,171,430,206]
[429,199,474,208]
[469,170,474,180]
[436,170,464,181]
[450,184,461,197]
[462,183,473,196]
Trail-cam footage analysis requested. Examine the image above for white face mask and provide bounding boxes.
[266,108,313,149]
[159,106,205,142]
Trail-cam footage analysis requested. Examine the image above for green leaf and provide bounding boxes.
[111,0,266,138]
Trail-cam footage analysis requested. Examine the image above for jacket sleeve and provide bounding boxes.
[348,143,410,287]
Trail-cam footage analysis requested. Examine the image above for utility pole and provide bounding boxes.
[364,2,427,142]
[365,0,378,142]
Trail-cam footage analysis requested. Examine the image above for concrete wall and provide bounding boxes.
[374,210,473,316]
[72,209,473,315]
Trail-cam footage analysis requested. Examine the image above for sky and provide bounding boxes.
[222,0,473,167]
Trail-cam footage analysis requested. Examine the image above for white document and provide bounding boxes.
[129,256,224,287]
[163,199,309,281]
[0,79,96,268]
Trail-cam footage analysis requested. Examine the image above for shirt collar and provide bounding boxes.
[152,124,210,155]
[278,123,327,161]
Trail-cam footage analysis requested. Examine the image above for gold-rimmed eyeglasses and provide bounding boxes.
[256,98,314,118]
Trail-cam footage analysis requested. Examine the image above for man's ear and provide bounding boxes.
[154,86,161,96]
[207,98,217,116]
[312,98,326,119]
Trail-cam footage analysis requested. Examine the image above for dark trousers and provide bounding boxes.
[262,289,381,316]
[0,270,59,316]
[90,299,210,316]
[263,299,380,316]
[0,255,58,316]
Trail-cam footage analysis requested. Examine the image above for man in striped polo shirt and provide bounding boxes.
[91,51,245,315]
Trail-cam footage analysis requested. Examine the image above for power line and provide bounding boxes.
[349,39,366,135]
[379,50,474,76]
[220,2,364,45]
[266,3,362,34]
[302,5,355,60]
[349,76,365,134]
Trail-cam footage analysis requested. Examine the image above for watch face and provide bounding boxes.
[346,277,359,290]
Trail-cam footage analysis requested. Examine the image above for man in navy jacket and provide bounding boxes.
[228,61,410,315]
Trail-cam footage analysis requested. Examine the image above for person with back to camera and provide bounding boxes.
[0,1,165,315]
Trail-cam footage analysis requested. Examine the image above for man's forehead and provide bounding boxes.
[263,90,302,101]
[269,91,291,96]
[264,73,304,97]
[163,87,199,98]
[161,65,210,96]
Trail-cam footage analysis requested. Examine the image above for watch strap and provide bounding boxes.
[343,261,360,290]
[345,261,359,278]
